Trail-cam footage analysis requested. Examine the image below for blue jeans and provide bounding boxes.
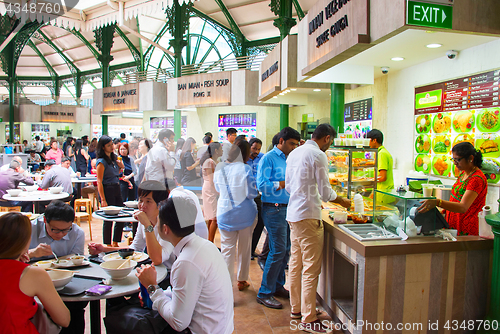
[257,205,290,298]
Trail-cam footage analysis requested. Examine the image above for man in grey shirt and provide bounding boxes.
[0,160,35,211]
[39,159,74,195]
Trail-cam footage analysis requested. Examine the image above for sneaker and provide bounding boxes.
[299,319,332,334]
[291,308,323,319]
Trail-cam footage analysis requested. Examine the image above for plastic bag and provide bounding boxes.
[478,212,494,239]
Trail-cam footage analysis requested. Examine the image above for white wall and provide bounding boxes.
[386,38,500,210]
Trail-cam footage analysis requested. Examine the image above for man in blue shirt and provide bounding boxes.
[247,138,264,259]
[256,127,300,309]
[27,200,86,334]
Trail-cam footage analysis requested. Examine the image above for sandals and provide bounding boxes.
[237,281,250,291]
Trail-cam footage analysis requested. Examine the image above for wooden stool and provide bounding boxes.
[74,199,92,241]
[0,206,22,212]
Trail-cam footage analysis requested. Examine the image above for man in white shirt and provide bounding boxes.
[136,196,234,334]
[145,129,177,186]
[169,186,209,240]
[34,135,44,153]
[285,124,351,334]
[221,127,237,162]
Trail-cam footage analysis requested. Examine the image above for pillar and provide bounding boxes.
[481,214,500,334]
[280,104,289,129]
[8,78,15,143]
[330,83,345,135]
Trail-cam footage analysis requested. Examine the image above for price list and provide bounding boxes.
[150,116,187,129]
[416,69,500,114]
[218,113,257,127]
[344,98,372,122]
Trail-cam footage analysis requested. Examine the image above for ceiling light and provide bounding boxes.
[313,89,321,92]
[273,96,278,98]
[122,112,143,119]
[291,88,297,91]
[426,43,442,48]
[391,57,404,61]
[279,92,285,95]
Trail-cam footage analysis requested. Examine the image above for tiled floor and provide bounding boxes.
[81,216,338,334]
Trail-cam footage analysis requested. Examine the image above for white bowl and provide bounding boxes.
[35,260,53,269]
[47,270,74,290]
[71,256,85,266]
[6,189,22,197]
[124,201,138,209]
[100,259,137,280]
[49,187,63,194]
[102,206,122,215]
[22,185,38,192]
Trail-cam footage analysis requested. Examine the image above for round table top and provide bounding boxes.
[60,261,168,302]
[92,211,138,222]
[3,191,69,202]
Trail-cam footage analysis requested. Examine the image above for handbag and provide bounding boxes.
[30,297,62,334]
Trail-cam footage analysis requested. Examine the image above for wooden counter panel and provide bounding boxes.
[322,210,493,257]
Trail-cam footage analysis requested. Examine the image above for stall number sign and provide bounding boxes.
[177,72,231,107]
[407,1,453,29]
[103,84,139,113]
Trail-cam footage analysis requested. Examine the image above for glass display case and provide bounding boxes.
[373,189,440,235]
[326,147,378,202]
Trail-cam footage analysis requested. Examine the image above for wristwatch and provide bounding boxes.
[147,284,160,295]
[145,225,154,233]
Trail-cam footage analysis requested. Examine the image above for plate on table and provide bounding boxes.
[103,251,149,262]
[432,113,452,133]
[52,260,91,269]
[476,108,500,133]
[415,134,431,153]
[415,114,431,134]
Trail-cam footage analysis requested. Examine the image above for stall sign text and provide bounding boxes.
[178,79,230,98]
[309,0,350,48]
[103,88,137,105]
[262,61,279,82]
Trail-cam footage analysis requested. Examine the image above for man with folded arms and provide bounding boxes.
[285,124,351,334]
[135,196,234,334]
[256,127,300,309]
[27,200,86,334]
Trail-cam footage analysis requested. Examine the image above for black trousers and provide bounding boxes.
[59,301,89,334]
[102,183,125,244]
[251,195,264,256]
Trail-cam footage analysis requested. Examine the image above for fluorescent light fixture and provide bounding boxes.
[291,88,297,91]
[122,112,143,119]
[313,89,321,92]
[279,92,285,95]
[73,0,108,10]
[273,96,278,98]
[426,43,442,48]
[391,57,404,61]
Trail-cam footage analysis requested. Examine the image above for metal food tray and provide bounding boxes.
[338,223,401,241]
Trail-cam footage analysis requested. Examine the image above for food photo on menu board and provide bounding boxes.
[414,68,500,180]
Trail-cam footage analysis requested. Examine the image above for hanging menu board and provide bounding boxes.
[218,113,257,141]
[414,68,500,184]
[149,116,187,141]
[344,98,372,138]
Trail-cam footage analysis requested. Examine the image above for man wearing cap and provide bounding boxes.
[0,160,35,211]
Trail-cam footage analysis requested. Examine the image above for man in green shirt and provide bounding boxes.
[367,129,394,204]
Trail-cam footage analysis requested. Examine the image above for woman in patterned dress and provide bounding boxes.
[418,142,487,235]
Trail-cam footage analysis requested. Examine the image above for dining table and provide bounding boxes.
[2,191,70,213]
[59,260,168,334]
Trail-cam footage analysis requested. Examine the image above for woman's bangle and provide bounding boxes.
[438,199,442,207]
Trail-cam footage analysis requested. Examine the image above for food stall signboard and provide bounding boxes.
[177,72,231,108]
[406,1,453,30]
[102,84,139,113]
[41,106,77,123]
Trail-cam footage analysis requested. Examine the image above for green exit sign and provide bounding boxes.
[407,1,453,29]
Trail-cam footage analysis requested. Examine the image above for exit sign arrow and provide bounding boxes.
[407,0,453,30]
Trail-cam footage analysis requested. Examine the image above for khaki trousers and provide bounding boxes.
[288,219,324,323]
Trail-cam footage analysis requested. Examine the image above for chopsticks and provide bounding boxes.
[117,258,130,269]
[47,268,79,273]
[74,274,106,281]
